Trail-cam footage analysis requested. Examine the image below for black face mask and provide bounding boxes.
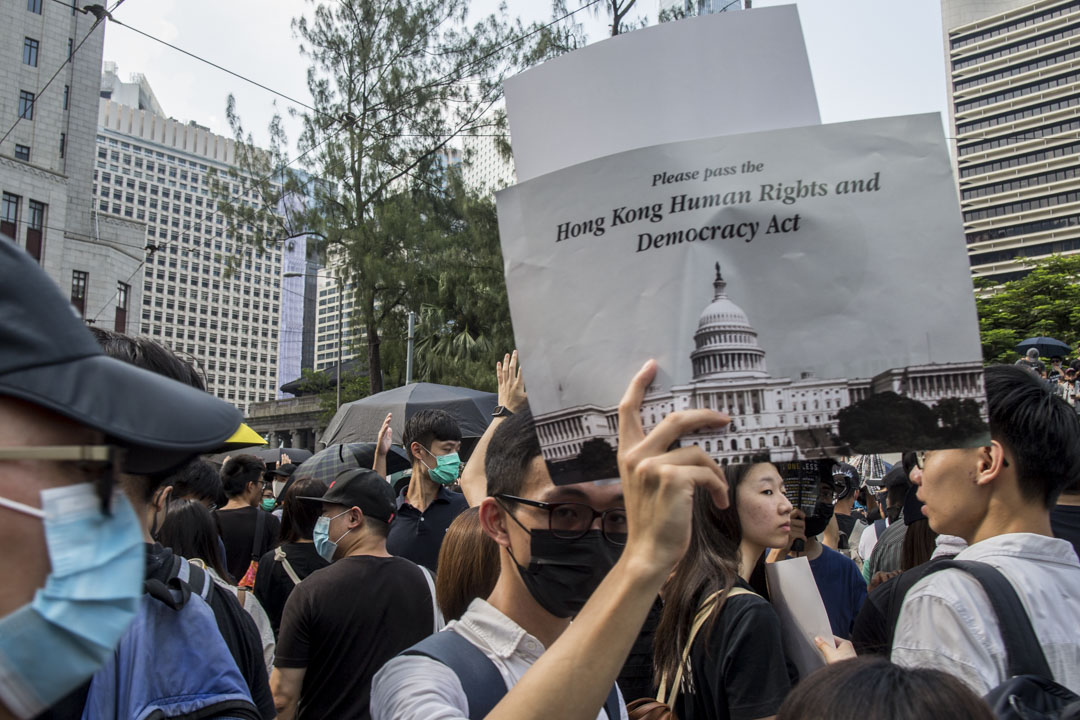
[803,501,835,537]
[507,529,623,619]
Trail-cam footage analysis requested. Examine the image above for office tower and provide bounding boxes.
[942,0,1080,281]
[96,96,297,413]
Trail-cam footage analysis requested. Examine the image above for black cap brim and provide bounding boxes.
[0,353,243,475]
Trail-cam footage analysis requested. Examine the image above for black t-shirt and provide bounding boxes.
[217,506,281,582]
[673,580,793,720]
[836,513,857,550]
[253,541,329,635]
[386,486,468,572]
[275,554,434,720]
[1052,504,1080,559]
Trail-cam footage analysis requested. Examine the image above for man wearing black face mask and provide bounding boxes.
[371,408,630,720]
[775,467,867,639]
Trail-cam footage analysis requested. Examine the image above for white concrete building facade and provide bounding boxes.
[1,2,145,326]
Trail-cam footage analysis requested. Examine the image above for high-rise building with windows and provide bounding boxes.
[314,269,364,372]
[941,0,1080,282]
[95,97,295,413]
[1,1,145,325]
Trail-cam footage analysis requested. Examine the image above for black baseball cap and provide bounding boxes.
[270,463,297,478]
[0,241,244,475]
[299,468,396,523]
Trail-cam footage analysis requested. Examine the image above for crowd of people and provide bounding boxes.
[1014,346,1080,407]
[2,239,1080,720]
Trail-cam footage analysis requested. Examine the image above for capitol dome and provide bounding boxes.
[691,264,768,380]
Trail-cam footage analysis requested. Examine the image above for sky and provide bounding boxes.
[99,0,951,154]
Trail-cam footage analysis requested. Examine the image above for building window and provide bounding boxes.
[63,85,69,110]
[23,38,39,67]
[18,91,35,120]
[26,200,45,262]
[67,38,73,59]
[15,145,30,162]
[59,133,66,159]
[71,271,88,317]
[27,0,41,13]
[115,282,130,334]
[1,193,19,240]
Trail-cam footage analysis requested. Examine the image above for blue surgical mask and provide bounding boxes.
[0,483,144,718]
[421,448,461,486]
[312,509,351,562]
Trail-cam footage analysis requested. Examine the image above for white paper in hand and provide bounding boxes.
[764,556,833,678]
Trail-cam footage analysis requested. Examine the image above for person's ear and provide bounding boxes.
[410,441,425,463]
[479,497,512,548]
[975,442,1008,487]
[153,485,173,512]
[348,506,364,530]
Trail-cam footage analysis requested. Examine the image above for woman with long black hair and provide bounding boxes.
[652,459,795,720]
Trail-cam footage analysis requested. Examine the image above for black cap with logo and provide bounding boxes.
[299,468,396,523]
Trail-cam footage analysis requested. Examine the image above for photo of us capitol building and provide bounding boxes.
[536,266,987,469]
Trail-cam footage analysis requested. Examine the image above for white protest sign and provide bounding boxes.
[505,5,820,182]
[764,556,833,679]
[496,114,987,479]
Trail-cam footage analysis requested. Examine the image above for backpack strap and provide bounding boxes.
[403,631,506,719]
[403,631,621,720]
[181,556,215,601]
[908,559,1054,679]
[274,546,303,586]
[603,683,621,720]
[417,564,445,633]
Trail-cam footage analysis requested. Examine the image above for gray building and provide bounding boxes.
[1,2,145,326]
[941,0,1080,282]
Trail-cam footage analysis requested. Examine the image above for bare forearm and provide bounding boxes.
[270,667,301,720]
[485,552,666,720]
[375,453,387,479]
[460,417,505,507]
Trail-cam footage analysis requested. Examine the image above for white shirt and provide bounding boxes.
[857,518,886,567]
[892,533,1080,696]
[370,598,628,720]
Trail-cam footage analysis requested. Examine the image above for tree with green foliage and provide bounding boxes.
[975,255,1080,364]
[211,0,539,396]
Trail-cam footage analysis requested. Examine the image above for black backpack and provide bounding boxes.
[917,560,1080,720]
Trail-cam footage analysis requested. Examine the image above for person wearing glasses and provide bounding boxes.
[372,406,630,720]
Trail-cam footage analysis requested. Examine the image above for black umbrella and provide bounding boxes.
[1016,336,1072,359]
[321,382,498,446]
[293,442,411,484]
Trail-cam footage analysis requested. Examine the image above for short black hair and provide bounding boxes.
[89,327,206,390]
[169,459,224,505]
[157,499,233,583]
[221,454,265,498]
[486,408,542,497]
[985,364,1080,507]
[403,409,462,458]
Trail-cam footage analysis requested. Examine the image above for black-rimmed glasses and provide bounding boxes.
[495,494,628,545]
